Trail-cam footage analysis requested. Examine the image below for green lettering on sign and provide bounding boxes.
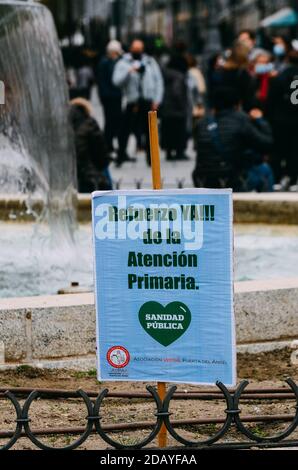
[138,301,192,347]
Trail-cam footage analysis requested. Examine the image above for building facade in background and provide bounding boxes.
[36,0,297,52]
[39,0,109,43]
[139,0,297,52]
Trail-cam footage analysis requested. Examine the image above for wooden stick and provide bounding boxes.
[157,382,167,447]
[148,111,162,190]
[148,111,167,449]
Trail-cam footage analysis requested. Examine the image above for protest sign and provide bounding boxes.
[92,189,236,386]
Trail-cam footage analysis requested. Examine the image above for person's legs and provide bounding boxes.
[284,127,298,185]
[113,97,123,151]
[138,100,153,165]
[161,118,173,160]
[102,100,114,151]
[175,117,188,160]
[102,167,113,190]
[161,117,189,161]
[271,124,288,183]
[118,104,135,165]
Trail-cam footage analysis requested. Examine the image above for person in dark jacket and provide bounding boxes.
[193,87,273,190]
[161,56,189,161]
[96,40,123,154]
[69,98,112,193]
[266,51,298,187]
[209,41,255,112]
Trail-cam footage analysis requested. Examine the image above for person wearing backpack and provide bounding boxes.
[193,87,273,191]
[266,51,298,188]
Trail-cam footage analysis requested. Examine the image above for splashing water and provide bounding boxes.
[0,1,80,295]
[1,223,298,298]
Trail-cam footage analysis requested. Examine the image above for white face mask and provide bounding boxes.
[273,44,286,57]
[255,63,274,75]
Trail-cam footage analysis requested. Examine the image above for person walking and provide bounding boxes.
[96,40,123,156]
[113,39,164,166]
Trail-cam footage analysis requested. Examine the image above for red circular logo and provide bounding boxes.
[107,346,130,369]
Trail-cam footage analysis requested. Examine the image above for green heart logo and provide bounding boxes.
[139,301,192,347]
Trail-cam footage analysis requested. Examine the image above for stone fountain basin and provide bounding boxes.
[0,193,298,223]
[0,278,298,370]
[0,192,297,368]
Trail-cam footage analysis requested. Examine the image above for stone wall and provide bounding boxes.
[0,279,298,368]
[1,194,298,224]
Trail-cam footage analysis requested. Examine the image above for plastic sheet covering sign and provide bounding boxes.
[92,189,236,386]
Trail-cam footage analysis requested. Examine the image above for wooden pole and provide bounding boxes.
[148,111,167,449]
[148,111,162,190]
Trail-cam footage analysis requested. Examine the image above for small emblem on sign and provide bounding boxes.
[107,346,130,368]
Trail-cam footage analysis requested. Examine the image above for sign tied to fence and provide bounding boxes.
[92,189,236,386]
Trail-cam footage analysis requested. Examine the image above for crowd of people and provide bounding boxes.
[68,30,298,193]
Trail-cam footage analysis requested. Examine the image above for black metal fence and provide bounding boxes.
[1,379,298,450]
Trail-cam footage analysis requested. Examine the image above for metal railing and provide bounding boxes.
[1,379,298,450]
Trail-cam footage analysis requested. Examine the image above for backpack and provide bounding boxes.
[206,116,232,172]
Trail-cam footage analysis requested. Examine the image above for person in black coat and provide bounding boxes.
[161,55,189,161]
[266,51,298,186]
[193,87,273,191]
[69,98,112,193]
[209,41,255,112]
[96,40,123,154]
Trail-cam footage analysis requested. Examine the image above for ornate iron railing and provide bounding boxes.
[1,379,298,450]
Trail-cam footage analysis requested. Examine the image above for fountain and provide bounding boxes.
[0,0,76,202]
[0,1,298,301]
[0,1,81,296]
[0,1,82,294]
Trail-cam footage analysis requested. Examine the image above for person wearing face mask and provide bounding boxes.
[113,39,164,167]
[252,51,277,110]
[272,36,291,73]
